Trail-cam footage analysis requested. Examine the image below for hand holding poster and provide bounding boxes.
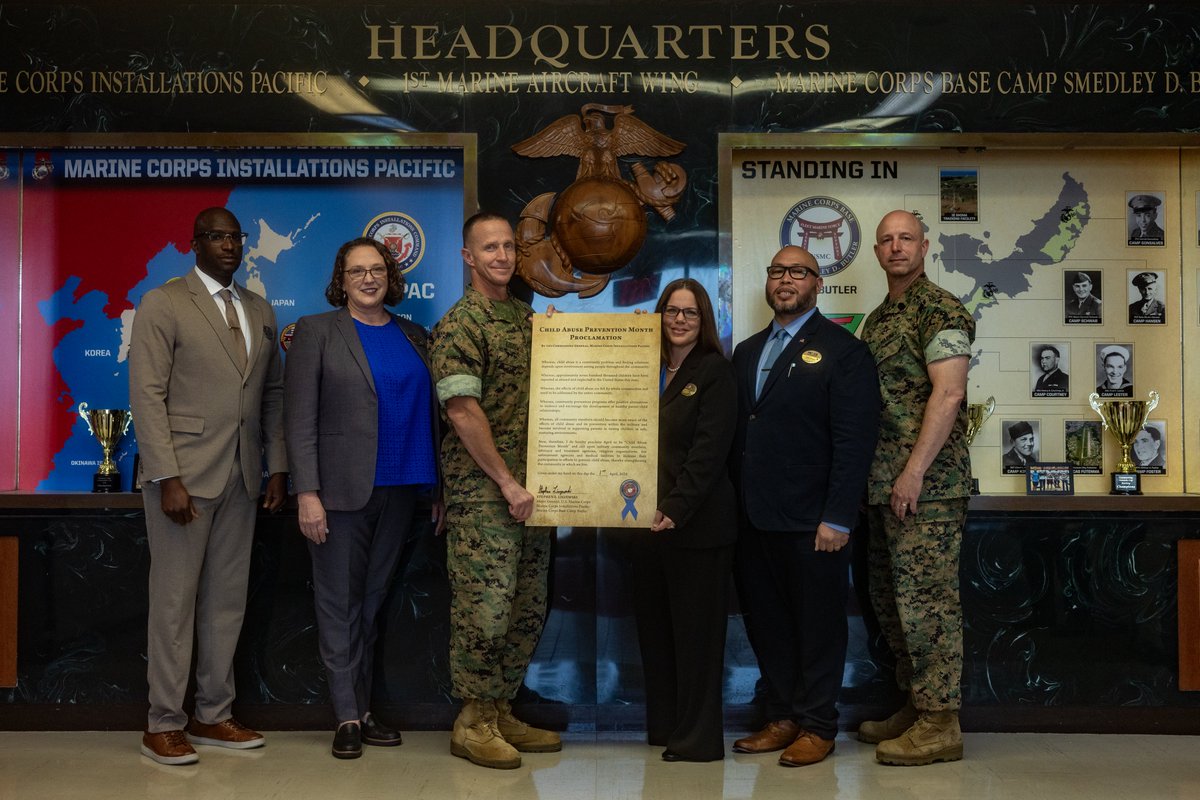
[526,313,659,527]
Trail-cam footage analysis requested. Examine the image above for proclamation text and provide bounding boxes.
[526,313,660,527]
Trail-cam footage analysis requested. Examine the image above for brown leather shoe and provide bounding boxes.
[732,719,801,754]
[778,730,835,767]
[186,718,265,750]
[141,730,199,765]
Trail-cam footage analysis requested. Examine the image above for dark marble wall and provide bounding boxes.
[4,507,1200,732]
[962,514,1191,711]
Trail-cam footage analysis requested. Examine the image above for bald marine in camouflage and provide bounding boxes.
[858,210,974,767]
[429,212,559,769]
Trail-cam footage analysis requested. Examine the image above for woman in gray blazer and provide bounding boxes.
[284,237,441,759]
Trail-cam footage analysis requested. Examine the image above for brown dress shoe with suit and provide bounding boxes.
[778,730,835,766]
[732,719,801,753]
[186,718,265,749]
[141,730,199,765]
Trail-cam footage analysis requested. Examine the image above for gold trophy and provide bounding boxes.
[1088,390,1159,495]
[965,396,995,495]
[78,402,133,493]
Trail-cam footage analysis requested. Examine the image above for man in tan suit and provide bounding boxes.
[129,207,288,765]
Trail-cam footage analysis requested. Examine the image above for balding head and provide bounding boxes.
[765,245,822,324]
[874,210,928,296]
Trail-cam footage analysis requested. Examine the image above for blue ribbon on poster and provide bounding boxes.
[620,479,640,520]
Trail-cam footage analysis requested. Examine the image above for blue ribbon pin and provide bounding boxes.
[620,479,640,520]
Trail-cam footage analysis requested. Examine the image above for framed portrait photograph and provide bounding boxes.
[1031,341,1070,398]
[1026,462,1074,496]
[1001,419,1040,475]
[1133,420,1166,476]
[1094,342,1134,398]
[1127,269,1165,324]
[1196,191,1200,248]
[1127,191,1165,246]
[1064,269,1102,324]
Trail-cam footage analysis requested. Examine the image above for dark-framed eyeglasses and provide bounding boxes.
[766,265,815,280]
[197,231,249,244]
[345,266,388,282]
[662,306,700,321]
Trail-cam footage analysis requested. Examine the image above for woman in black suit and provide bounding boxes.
[284,238,442,759]
[632,278,737,762]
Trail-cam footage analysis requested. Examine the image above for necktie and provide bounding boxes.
[756,329,788,399]
[219,288,248,373]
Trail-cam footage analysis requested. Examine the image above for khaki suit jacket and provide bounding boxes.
[129,269,287,500]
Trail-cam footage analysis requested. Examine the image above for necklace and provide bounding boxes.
[666,363,680,372]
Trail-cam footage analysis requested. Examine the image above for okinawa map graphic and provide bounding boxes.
[938,171,1091,318]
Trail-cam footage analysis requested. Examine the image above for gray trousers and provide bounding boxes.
[309,485,418,722]
[145,458,255,733]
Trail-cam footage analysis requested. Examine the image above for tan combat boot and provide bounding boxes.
[495,698,562,752]
[450,699,521,769]
[856,698,918,744]
[875,710,963,766]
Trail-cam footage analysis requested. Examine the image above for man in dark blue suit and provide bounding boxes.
[730,245,881,767]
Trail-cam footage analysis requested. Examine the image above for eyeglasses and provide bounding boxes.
[345,266,388,282]
[766,265,815,280]
[197,231,249,244]
[662,306,700,321]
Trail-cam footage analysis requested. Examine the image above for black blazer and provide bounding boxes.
[656,348,738,549]
[284,307,440,511]
[731,310,881,532]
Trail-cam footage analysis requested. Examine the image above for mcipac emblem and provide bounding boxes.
[511,103,688,298]
[279,322,296,352]
[779,196,861,277]
[365,212,425,274]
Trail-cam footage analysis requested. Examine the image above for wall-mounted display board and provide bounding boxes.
[721,134,1194,494]
[0,134,475,492]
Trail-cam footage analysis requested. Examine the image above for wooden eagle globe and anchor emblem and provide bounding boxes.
[511,103,687,298]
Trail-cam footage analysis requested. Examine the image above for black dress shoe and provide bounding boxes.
[662,748,722,763]
[332,722,362,759]
[361,714,402,747]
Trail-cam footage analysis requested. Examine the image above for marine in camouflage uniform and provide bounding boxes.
[433,284,551,696]
[430,213,558,769]
[859,210,974,766]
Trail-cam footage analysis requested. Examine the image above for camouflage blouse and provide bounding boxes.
[430,285,534,505]
[862,274,975,504]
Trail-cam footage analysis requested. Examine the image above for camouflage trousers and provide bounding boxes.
[446,502,552,701]
[866,498,968,712]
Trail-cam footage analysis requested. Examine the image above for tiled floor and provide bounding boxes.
[2,730,1199,799]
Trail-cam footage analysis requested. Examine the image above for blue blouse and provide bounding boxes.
[353,319,437,488]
